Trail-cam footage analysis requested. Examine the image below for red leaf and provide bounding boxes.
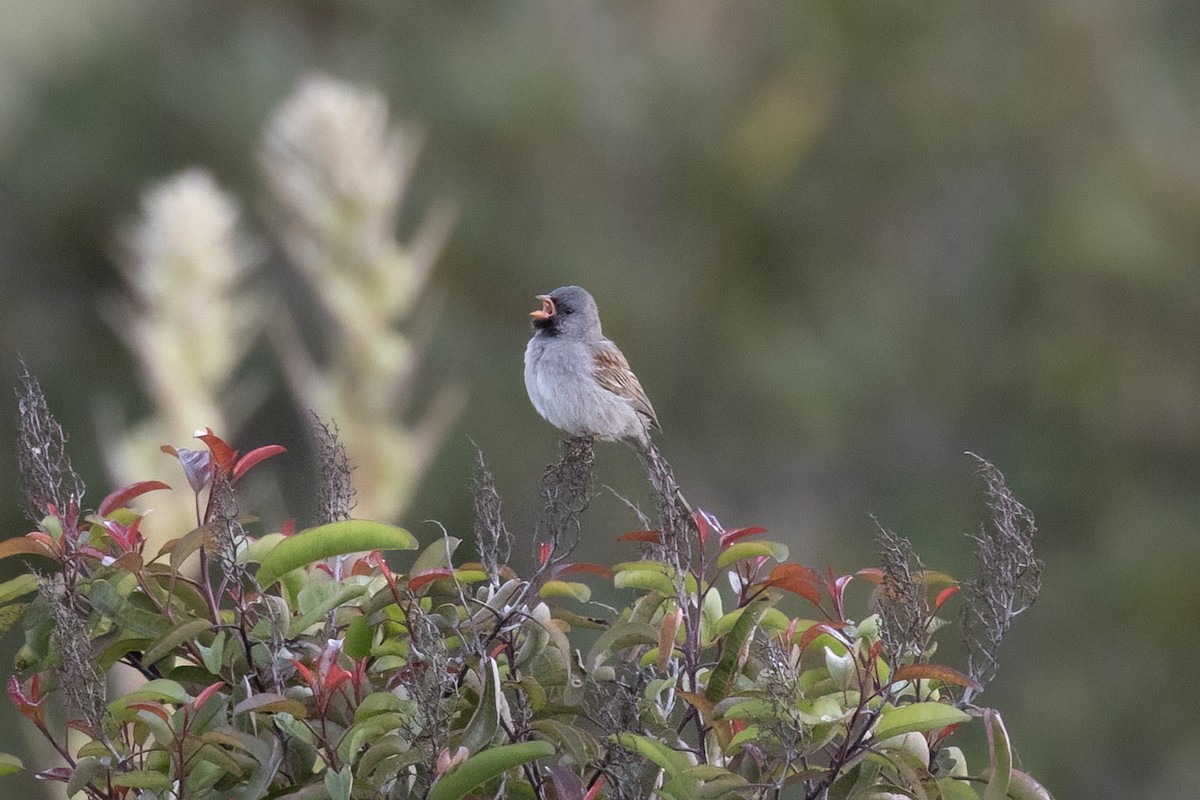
[934,585,961,611]
[765,563,824,607]
[719,526,768,549]
[552,562,613,580]
[195,428,237,476]
[798,622,846,651]
[98,480,172,517]
[583,775,607,800]
[693,511,709,546]
[193,681,225,710]
[409,569,455,594]
[293,660,315,687]
[892,663,982,692]
[8,674,43,725]
[233,445,287,482]
[350,555,379,577]
[831,573,854,608]
[0,535,58,561]
[128,702,170,722]
[617,530,662,544]
[538,542,551,566]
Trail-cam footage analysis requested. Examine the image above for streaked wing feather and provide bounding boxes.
[593,343,661,431]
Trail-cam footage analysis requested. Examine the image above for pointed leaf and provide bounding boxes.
[99,481,172,517]
[426,741,555,800]
[617,530,662,544]
[716,540,788,570]
[614,569,676,596]
[459,658,503,755]
[873,702,971,742]
[983,709,1013,800]
[892,663,982,692]
[196,428,237,475]
[410,569,456,595]
[552,562,612,580]
[765,563,824,607]
[0,536,56,561]
[0,574,38,605]
[544,765,585,800]
[609,732,691,776]
[255,521,417,587]
[141,619,213,668]
[233,445,287,482]
[0,752,24,778]
[718,526,768,549]
[935,585,961,611]
[706,597,771,703]
[232,693,308,718]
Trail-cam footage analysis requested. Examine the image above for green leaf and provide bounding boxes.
[715,540,788,570]
[982,710,1013,800]
[586,622,658,671]
[114,678,193,707]
[614,569,677,596]
[873,702,971,742]
[255,521,417,587]
[539,580,591,603]
[411,536,461,575]
[662,763,751,799]
[67,756,107,796]
[233,693,308,718]
[288,583,367,636]
[0,752,24,778]
[112,770,173,790]
[0,604,28,637]
[141,618,213,668]
[706,597,771,703]
[609,732,692,776]
[324,764,353,800]
[426,740,555,800]
[0,574,38,605]
[199,630,227,674]
[459,658,504,754]
[936,777,983,800]
[343,614,375,660]
[237,532,285,565]
[532,719,600,764]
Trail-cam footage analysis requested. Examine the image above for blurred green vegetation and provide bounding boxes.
[1,2,1198,797]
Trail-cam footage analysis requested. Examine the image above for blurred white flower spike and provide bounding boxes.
[261,74,461,522]
[105,169,260,541]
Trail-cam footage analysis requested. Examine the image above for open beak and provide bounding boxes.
[530,294,556,321]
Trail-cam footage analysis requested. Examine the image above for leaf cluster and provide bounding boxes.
[0,421,1052,799]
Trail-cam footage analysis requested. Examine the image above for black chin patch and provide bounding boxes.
[532,316,558,335]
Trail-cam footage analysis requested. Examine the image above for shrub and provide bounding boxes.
[0,373,1052,799]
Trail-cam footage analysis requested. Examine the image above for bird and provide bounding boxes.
[524,285,660,448]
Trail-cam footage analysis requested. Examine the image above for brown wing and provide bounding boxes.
[593,342,661,431]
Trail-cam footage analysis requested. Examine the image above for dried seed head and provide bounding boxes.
[15,365,84,524]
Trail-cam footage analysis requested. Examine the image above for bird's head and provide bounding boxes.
[529,285,601,340]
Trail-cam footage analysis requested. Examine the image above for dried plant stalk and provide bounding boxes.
[962,453,1043,701]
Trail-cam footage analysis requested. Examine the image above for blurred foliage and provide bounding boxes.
[1,2,1198,797]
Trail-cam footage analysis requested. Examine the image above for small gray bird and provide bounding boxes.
[524,286,661,447]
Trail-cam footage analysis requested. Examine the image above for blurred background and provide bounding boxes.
[2,2,1199,797]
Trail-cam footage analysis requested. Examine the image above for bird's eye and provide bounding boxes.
[560,305,573,315]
